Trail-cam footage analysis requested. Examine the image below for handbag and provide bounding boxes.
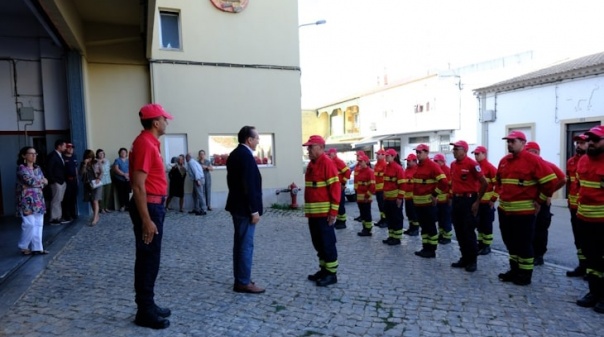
[89,179,103,189]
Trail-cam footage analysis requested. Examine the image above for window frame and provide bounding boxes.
[159,10,182,50]
[208,133,275,168]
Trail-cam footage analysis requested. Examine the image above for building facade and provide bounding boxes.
[0,0,302,216]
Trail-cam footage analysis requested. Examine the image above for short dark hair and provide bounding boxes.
[118,147,128,155]
[140,118,155,130]
[237,126,256,144]
[55,138,66,149]
[96,149,104,158]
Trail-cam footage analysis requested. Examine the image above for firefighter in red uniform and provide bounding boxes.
[381,149,406,245]
[411,144,449,258]
[353,150,364,222]
[303,135,341,287]
[575,125,604,313]
[373,149,388,228]
[449,140,488,272]
[472,146,498,256]
[327,148,351,229]
[524,141,566,266]
[355,154,376,236]
[566,134,589,277]
[403,153,420,236]
[432,153,453,244]
[496,131,558,286]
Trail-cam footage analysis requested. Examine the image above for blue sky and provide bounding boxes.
[298,0,603,108]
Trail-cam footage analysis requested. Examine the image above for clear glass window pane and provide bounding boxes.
[160,12,180,49]
[209,134,275,167]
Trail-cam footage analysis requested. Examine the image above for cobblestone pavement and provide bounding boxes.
[0,207,602,337]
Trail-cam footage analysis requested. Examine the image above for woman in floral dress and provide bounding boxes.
[16,146,49,255]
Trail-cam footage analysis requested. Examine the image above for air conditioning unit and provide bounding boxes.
[369,122,377,131]
[480,109,496,122]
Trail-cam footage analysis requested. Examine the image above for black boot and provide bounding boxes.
[577,275,601,307]
[512,269,532,286]
[499,260,518,282]
[308,269,326,281]
[135,307,170,329]
[404,226,419,236]
[567,262,586,277]
[334,220,347,229]
[357,229,372,237]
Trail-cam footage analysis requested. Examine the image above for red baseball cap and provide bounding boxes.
[356,150,365,156]
[433,153,446,162]
[415,144,430,152]
[449,140,469,152]
[376,149,386,155]
[66,143,74,148]
[385,149,398,156]
[585,125,604,139]
[139,103,173,120]
[406,153,418,161]
[525,141,540,152]
[303,135,326,146]
[502,130,527,141]
[472,146,487,154]
[326,148,337,155]
[358,154,370,162]
[573,134,588,142]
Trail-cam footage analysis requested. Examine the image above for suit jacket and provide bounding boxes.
[225,144,263,217]
[46,150,65,184]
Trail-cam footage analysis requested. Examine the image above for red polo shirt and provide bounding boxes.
[450,156,484,194]
[129,130,167,196]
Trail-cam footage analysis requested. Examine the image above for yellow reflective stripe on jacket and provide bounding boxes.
[538,173,556,184]
[376,182,384,190]
[569,176,576,182]
[538,192,547,201]
[305,181,328,187]
[578,204,604,219]
[413,194,432,205]
[304,202,331,214]
[481,191,494,201]
[569,194,579,205]
[384,190,399,198]
[498,200,535,212]
[500,178,537,186]
[436,193,448,202]
[435,173,446,181]
[580,180,601,188]
[412,178,437,184]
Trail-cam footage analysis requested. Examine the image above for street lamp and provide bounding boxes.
[298,19,326,28]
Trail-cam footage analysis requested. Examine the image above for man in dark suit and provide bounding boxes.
[46,138,69,224]
[225,126,265,294]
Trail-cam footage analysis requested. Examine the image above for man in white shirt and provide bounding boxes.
[186,153,206,215]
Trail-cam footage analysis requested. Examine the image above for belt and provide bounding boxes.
[147,195,166,204]
[453,193,477,198]
[66,176,76,180]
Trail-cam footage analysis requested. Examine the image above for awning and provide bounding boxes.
[325,142,354,153]
[352,135,394,150]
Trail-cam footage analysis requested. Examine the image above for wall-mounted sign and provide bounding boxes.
[210,0,249,13]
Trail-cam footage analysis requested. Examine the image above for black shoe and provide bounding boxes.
[307,270,325,281]
[135,309,170,329]
[566,266,586,277]
[534,256,544,266]
[465,262,477,272]
[414,249,436,258]
[49,218,62,225]
[577,292,599,308]
[188,210,197,214]
[404,228,419,236]
[498,270,515,282]
[334,221,347,229]
[316,273,337,287]
[376,221,389,228]
[512,274,531,286]
[60,218,72,224]
[153,304,171,318]
[195,211,207,216]
[382,237,400,245]
[478,246,491,255]
[357,230,372,237]
[451,259,467,268]
[353,216,362,222]
[438,238,451,244]
[594,301,604,314]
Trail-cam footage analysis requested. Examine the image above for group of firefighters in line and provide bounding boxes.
[302,125,604,313]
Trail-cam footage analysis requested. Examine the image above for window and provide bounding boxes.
[163,134,188,166]
[208,134,274,167]
[159,11,181,49]
[409,136,430,144]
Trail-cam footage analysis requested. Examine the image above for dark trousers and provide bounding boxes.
[437,201,452,238]
[115,179,131,209]
[533,203,552,258]
[231,214,256,285]
[498,209,536,271]
[308,217,338,273]
[570,209,586,265]
[337,189,346,221]
[358,202,373,230]
[477,203,495,247]
[384,200,403,239]
[62,179,78,220]
[416,205,438,251]
[376,191,385,219]
[452,195,478,263]
[405,199,419,227]
[580,218,604,295]
[129,198,165,309]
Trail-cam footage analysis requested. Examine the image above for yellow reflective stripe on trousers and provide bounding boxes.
[325,260,338,273]
[498,200,535,212]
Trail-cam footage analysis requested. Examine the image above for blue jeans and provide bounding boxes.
[232,214,256,285]
[129,199,165,309]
